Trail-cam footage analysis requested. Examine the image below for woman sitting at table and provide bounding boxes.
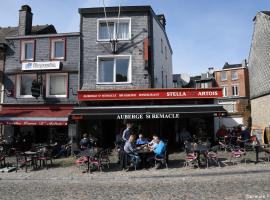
[80,133,91,150]
[136,134,149,146]
[124,134,141,171]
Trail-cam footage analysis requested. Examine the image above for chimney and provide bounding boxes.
[157,14,166,29]
[242,59,247,68]
[18,5,32,36]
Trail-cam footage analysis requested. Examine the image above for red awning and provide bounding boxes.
[0,105,73,126]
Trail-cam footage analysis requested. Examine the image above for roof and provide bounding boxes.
[0,24,56,44]
[79,6,153,14]
[222,62,242,70]
[261,11,270,16]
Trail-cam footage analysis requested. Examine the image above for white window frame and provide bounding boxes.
[21,40,35,62]
[231,70,238,80]
[50,38,65,60]
[16,74,36,98]
[222,85,228,97]
[232,85,239,96]
[97,18,131,42]
[221,71,227,81]
[96,55,132,84]
[46,73,68,98]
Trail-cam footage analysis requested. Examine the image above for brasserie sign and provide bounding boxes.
[22,61,60,71]
[117,113,180,120]
[78,88,223,101]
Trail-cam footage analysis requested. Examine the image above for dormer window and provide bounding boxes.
[97,18,131,41]
[21,40,35,61]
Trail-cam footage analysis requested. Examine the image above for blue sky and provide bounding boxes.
[0,0,269,75]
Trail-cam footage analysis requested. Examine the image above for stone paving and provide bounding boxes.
[0,150,270,199]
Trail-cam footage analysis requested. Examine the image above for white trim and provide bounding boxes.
[50,38,65,60]
[231,84,239,96]
[16,74,36,98]
[96,55,132,85]
[97,18,131,42]
[46,73,68,98]
[221,71,227,81]
[214,67,246,72]
[21,40,35,61]
[231,70,238,80]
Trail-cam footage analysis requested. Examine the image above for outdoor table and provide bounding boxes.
[137,147,154,168]
[192,144,209,167]
[24,151,38,169]
[254,144,270,163]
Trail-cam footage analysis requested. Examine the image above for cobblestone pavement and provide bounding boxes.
[0,151,270,199]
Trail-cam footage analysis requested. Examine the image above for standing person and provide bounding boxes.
[122,122,133,142]
[124,134,141,171]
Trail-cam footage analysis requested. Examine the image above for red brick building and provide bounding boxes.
[214,60,250,130]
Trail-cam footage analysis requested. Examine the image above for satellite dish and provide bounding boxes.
[180,73,190,86]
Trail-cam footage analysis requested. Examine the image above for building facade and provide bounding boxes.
[214,61,250,131]
[249,11,270,129]
[0,5,80,144]
[72,6,225,147]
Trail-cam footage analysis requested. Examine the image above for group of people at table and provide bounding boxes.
[119,122,166,170]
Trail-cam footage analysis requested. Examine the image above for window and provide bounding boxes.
[222,86,228,97]
[46,73,68,98]
[97,18,131,41]
[201,82,209,89]
[221,71,227,81]
[231,71,238,80]
[97,56,131,84]
[21,40,35,61]
[51,38,65,60]
[232,85,239,96]
[161,39,163,54]
[16,74,36,98]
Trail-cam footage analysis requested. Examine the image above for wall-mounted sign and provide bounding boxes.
[22,61,60,71]
[78,88,223,101]
[116,113,180,120]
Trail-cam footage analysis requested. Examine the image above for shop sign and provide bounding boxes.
[78,88,223,101]
[22,61,60,71]
[116,113,180,120]
[0,121,67,126]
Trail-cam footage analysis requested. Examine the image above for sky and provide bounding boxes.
[0,0,269,75]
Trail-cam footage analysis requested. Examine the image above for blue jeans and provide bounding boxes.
[130,154,141,167]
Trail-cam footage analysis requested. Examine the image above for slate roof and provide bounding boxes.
[0,24,56,44]
[222,62,242,70]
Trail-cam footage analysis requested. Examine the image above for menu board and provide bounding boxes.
[251,127,264,144]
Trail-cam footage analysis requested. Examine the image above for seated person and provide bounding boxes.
[136,134,149,146]
[54,137,80,158]
[237,126,250,147]
[124,134,141,170]
[216,125,228,140]
[148,136,158,150]
[79,133,90,150]
[148,135,166,169]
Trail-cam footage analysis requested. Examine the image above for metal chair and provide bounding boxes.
[36,148,53,169]
[230,148,246,165]
[16,152,34,172]
[0,147,6,167]
[155,151,168,169]
[206,151,220,168]
[184,152,198,168]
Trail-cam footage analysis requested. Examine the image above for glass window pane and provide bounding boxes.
[99,59,114,82]
[54,41,64,58]
[50,75,66,95]
[25,43,33,60]
[99,22,114,40]
[20,74,35,95]
[221,71,227,80]
[116,58,129,82]
[116,22,129,39]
